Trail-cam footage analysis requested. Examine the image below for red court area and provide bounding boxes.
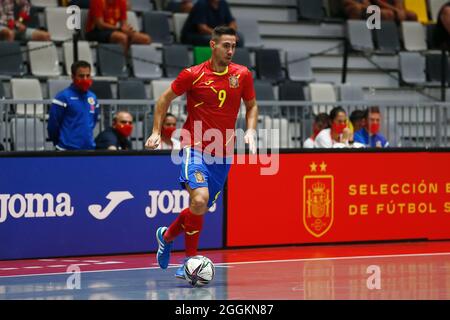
[1,241,450,300]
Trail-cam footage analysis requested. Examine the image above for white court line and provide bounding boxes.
[23,266,43,269]
[1,251,450,279]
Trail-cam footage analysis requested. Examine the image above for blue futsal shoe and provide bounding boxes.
[175,257,190,280]
[156,226,173,269]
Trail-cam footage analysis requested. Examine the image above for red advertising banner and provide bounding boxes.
[226,151,450,247]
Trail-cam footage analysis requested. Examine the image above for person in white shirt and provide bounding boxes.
[303,113,330,148]
[314,107,352,148]
[158,113,181,150]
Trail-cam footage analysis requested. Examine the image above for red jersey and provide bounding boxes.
[86,0,127,33]
[171,60,255,156]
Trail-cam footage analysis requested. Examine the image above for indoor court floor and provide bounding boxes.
[1,241,450,300]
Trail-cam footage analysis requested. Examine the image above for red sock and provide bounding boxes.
[184,211,204,257]
[164,208,190,242]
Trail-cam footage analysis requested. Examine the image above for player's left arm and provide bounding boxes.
[243,98,258,154]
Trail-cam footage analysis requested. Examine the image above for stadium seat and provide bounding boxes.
[429,0,447,21]
[11,78,44,116]
[296,0,324,20]
[11,118,45,151]
[285,50,314,82]
[235,17,263,48]
[399,52,426,84]
[425,53,450,83]
[130,44,163,80]
[278,81,306,101]
[27,41,61,77]
[118,79,148,117]
[373,21,401,53]
[63,41,96,76]
[90,81,114,99]
[96,44,128,78]
[118,79,147,100]
[129,0,153,12]
[151,79,184,117]
[48,79,72,99]
[46,7,75,42]
[143,12,173,45]
[232,48,252,69]
[339,84,365,101]
[346,20,374,52]
[193,46,212,65]
[0,41,25,77]
[127,11,141,32]
[172,13,188,43]
[309,83,336,114]
[404,0,429,23]
[163,45,190,78]
[401,21,427,51]
[425,23,440,49]
[30,0,58,7]
[255,49,284,83]
[0,81,6,99]
[254,80,278,116]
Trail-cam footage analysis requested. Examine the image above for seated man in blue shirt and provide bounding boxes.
[95,111,133,150]
[181,0,244,46]
[48,60,99,150]
[353,106,389,148]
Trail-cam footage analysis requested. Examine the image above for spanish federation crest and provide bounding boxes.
[229,75,239,88]
[303,162,334,238]
[194,171,205,183]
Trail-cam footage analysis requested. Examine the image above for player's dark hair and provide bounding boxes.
[330,106,346,121]
[211,25,237,42]
[350,109,365,124]
[71,60,91,76]
[315,113,330,129]
[165,113,176,119]
[363,106,381,119]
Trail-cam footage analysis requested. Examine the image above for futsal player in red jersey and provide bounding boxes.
[145,25,259,279]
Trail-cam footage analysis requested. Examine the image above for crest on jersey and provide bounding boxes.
[229,75,239,88]
[88,97,95,105]
[194,171,205,183]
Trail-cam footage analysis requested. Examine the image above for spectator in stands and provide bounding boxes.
[303,113,330,148]
[68,0,90,9]
[0,142,4,151]
[166,0,195,13]
[95,111,133,150]
[0,0,50,41]
[181,0,244,47]
[433,1,450,49]
[157,113,181,150]
[371,0,417,21]
[48,61,99,151]
[85,0,151,55]
[342,0,416,21]
[314,107,352,148]
[353,106,389,148]
[349,109,366,133]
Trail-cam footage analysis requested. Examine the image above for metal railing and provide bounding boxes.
[0,99,449,151]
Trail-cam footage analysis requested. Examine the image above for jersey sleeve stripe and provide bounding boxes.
[52,99,67,107]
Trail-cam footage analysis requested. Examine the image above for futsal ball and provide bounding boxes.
[184,255,215,287]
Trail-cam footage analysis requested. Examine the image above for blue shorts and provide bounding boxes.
[179,148,232,208]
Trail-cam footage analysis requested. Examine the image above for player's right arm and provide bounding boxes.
[145,87,178,150]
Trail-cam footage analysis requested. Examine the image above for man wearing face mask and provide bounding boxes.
[353,106,389,148]
[48,61,99,150]
[157,113,181,150]
[95,111,134,150]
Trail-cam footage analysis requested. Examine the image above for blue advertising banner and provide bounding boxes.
[0,153,224,260]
